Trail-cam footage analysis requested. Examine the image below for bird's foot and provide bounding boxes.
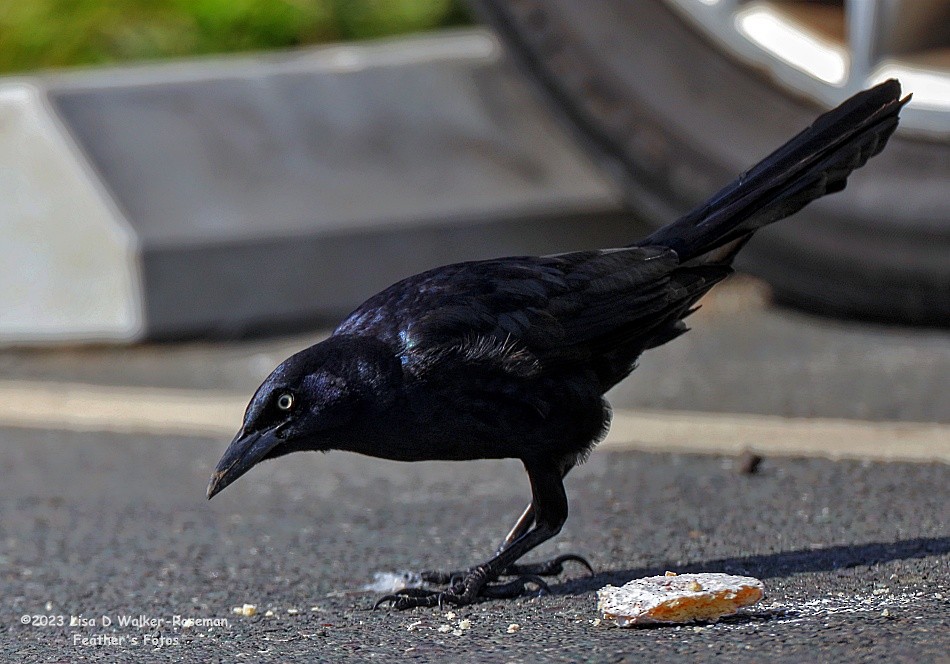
[419,553,592,585]
[375,553,591,609]
[374,567,549,610]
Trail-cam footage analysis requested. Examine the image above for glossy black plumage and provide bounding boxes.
[208,80,908,609]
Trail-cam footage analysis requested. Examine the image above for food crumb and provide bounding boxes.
[232,604,257,617]
[686,581,703,591]
[665,571,678,577]
[458,619,472,630]
[437,624,452,633]
[264,610,274,617]
[507,623,521,633]
[287,608,299,615]
[445,611,456,619]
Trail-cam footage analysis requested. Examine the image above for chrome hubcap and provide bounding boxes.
[664,0,950,138]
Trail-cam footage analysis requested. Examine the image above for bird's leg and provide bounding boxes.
[420,470,592,586]
[420,520,590,584]
[490,502,592,577]
[496,478,592,577]
[377,463,574,609]
[497,503,535,554]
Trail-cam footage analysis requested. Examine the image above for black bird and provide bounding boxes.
[208,81,908,609]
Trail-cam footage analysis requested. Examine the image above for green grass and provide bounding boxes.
[0,0,471,74]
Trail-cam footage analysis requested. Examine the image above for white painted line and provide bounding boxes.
[0,380,946,463]
[602,409,950,463]
[0,380,243,438]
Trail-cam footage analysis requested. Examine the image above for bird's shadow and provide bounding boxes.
[552,535,950,595]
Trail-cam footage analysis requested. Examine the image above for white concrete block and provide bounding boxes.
[0,83,143,344]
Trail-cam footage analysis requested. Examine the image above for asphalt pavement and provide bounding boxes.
[2,279,948,662]
[3,427,948,663]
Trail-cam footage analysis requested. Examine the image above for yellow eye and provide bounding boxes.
[276,393,293,411]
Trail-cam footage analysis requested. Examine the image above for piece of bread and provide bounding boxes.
[598,572,764,626]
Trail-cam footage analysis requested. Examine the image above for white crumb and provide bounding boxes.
[363,571,424,593]
[232,604,257,617]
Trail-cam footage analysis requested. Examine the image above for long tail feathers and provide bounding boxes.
[636,79,910,263]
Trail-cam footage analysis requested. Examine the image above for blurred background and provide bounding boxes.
[1,0,948,347]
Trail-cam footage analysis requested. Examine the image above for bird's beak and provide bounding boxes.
[207,427,282,500]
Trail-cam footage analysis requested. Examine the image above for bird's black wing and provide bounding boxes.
[335,246,727,384]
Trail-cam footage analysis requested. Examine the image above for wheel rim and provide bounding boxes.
[663,0,950,139]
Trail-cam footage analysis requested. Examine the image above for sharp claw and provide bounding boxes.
[553,553,595,575]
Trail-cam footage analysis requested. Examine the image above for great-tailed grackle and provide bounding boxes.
[208,81,908,609]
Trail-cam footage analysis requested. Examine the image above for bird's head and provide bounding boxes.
[207,334,400,499]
